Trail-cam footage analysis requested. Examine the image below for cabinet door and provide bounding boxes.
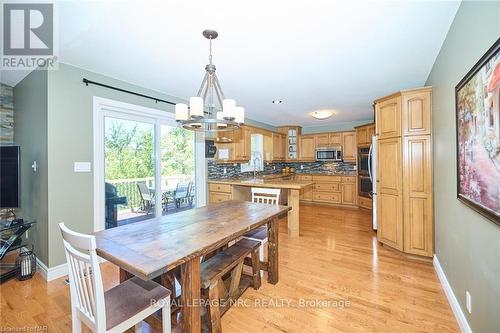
[263,133,274,161]
[356,127,368,145]
[376,137,403,250]
[367,125,375,141]
[272,133,284,160]
[402,90,431,136]
[315,134,330,147]
[342,131,357,161]
[375,96,401,139]
[403,135,433,257]
[299,135,315,161]
[341,183,356,205]
[329,132,342,146]
[209,192,232,204]
[280,134,286,159]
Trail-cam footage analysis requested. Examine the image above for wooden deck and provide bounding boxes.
[0,204,459,332]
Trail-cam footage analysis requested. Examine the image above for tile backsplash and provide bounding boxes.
[207,159,356,179]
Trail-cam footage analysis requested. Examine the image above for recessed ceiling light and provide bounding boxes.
[311,110,334,120]
[272,100,283,104]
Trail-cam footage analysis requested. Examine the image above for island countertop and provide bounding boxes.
[208,178,314,189]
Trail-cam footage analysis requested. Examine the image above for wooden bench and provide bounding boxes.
[200,238,261,333]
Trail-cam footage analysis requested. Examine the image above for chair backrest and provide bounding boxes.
[137,182,152,201]
[175,182,190,199]
[251,187,280,205]
[59,223,106,332]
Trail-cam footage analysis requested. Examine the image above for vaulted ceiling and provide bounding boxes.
[2,0,460,126]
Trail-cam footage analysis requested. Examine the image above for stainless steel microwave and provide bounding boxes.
[315,147,342,161]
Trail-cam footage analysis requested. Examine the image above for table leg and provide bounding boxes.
[180,257,201,333]
[287,188,300,236]
[267,216,279,284]
[119,268,134,282]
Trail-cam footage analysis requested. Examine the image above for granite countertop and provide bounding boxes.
[296,170,357,176]
[208,178,314,190]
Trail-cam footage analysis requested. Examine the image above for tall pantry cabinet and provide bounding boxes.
[374,87,433,257]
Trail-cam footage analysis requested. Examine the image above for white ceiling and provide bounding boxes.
[2,0,460,127]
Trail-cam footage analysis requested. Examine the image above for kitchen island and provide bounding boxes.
[208,177,314,236]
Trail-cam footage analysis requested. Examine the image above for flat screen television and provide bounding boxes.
[0,145,20,208]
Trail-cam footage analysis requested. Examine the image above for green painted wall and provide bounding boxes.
[14,70,49,265]
[425,1,500,332]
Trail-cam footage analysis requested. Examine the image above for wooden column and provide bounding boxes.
[287,188,300,236]
[180,257,201,333]
[267,216,280,284]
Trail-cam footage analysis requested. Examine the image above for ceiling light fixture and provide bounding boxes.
[311,110,334,120]
[175,30,244,132]
[272,100,283,104]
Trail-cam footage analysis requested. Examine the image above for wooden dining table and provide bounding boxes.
[94,200,290,333]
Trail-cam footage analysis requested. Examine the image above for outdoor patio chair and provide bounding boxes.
[137,182,154,214]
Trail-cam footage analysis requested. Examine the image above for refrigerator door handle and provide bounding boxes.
[368,143,373,183]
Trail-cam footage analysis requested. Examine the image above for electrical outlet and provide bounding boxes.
[273,165,276,170]
[223,167,227,174]
[300,164,304,170]
[466,291,472,314]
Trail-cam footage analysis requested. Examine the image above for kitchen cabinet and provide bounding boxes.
[310,175,356,206]
[375,96,401,139]
[374,87,433,257]
[355,123,375,146]
[403,135,433,257]
[208,183,233,204]
[299,135,315,161]
[342,131,357,162]
[314,133,330,147]
[329,133,342,146]
[377,137,403,250]
[277,126,302,161]
[272,133,286,161]
[235,125,252,161]
[402,90,431,136]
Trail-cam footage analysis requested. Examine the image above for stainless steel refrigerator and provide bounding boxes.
[369,135,377,230]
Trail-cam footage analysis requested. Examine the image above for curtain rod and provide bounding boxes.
[82,78,177,106]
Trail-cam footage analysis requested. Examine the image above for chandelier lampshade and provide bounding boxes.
[175,30,244,132]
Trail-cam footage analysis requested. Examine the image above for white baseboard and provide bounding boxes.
[433,255,472,333]
[36,258,68,281]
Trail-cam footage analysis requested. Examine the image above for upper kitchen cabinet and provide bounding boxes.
[329,132,342,146]
[273,133,286,161]
[402,88,432,136]
[355,123,375,146]
[375,95,401,139]
[374,87,432,139]
[299,134,315,161]
[342,131,357,162]
[314,133,330,147]
[277,126,301,161]
[215,125,251,163]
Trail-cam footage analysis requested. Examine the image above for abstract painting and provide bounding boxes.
[456,38,500,225]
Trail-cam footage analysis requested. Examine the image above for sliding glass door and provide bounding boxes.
[101,110,195,230]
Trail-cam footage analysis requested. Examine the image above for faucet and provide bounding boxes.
[252,154,262,179]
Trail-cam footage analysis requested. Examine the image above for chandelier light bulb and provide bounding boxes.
[189,97,204,118]
[175,103,188,121]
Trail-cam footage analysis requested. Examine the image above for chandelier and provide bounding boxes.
[175,30,244,132]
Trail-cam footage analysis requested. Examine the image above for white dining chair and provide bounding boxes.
[242,187,281,275]
[59,223,171,333]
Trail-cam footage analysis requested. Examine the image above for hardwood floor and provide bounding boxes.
[0,204,458,332]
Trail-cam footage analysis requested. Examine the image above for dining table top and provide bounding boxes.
[94,200,290,280]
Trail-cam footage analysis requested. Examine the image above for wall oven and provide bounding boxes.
[315,147,342,161]
[358,146,370,176]
[359,175,372,198]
